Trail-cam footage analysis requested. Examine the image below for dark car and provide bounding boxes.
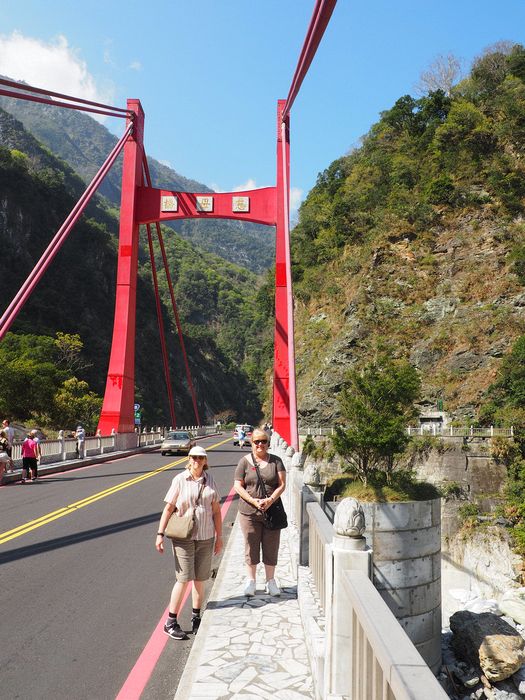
[233,424,254,446]
[160,430,196,455]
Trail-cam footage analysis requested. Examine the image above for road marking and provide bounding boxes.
[115,485,238,700]
[0,437,232,545]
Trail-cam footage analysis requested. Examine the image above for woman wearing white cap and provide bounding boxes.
[156,445,223,640]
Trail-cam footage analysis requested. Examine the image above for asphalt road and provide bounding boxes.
[0,435,242,700]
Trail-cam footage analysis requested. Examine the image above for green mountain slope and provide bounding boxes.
[292,44,525,426]
[0,107,272,427]
[0,86,274,273]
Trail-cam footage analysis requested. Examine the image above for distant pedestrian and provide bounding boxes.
[21,431,40,483]
[238,426,246,449]
[2,419,15,472]
[75,425,86,459]
[0,430,10,479]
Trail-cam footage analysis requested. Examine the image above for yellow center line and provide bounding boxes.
[0,437,232,545]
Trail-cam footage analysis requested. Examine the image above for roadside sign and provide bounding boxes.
[134,403,141,411]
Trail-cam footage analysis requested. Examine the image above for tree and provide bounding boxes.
[333,358,421,485]
[54,332,91,375]
[52,377,102,432]
[416,54,463,97]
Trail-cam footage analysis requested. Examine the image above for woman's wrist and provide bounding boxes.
[157,532,164,537]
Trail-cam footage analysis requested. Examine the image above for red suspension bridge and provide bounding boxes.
[0,0,337,451]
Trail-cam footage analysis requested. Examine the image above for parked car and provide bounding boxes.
[233,424,254,446]
[160,430,196,456]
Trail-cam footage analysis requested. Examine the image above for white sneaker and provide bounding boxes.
[266,579,280,596]
[244,579,256,596]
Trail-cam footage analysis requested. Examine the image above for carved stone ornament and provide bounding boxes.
[334,497,366,538]
[303,459,321,486]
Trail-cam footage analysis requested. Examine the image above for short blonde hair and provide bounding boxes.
[251,428,268,443]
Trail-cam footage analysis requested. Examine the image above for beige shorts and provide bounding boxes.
[171,537,214,582]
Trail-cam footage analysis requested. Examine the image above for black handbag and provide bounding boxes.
[252,456,288,530]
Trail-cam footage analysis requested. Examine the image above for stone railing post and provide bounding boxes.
[58,430,66,461]
[324,498,372,699]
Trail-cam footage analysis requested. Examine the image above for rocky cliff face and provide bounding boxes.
[295,210,524,425]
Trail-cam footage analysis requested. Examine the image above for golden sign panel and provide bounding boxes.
[196,196,213,212]
[161,195,178,212]
[232,196,250,213]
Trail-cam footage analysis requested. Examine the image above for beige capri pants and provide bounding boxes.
[171,537,215,582]
[238,512,281,566]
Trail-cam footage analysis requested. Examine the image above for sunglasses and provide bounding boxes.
[253,439,268,445]
[191,455,206,460]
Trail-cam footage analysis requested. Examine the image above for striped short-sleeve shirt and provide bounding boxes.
[164,469,220,540]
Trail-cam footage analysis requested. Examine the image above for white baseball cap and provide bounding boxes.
[189,445,207,458]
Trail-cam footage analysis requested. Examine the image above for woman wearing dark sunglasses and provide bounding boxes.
[234,427,286,597]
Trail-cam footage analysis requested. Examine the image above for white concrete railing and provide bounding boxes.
[340,571,445,700]
[270,430,447,700]
[407,425,514,437]
[8,425,219,468]
[10,429,165,467]
[300,424,515,438]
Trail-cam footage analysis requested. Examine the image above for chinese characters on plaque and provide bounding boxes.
[161,195,178,212]
[232,196,250,213]
[196,196,213,212]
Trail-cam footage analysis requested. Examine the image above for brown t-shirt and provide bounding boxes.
[234,453,286,516]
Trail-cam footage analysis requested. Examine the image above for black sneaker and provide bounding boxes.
[191,615,201,633]
[163,622,188,641]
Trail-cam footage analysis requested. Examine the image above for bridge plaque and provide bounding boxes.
[196,196,213,212]
[161,195,178,212]
[232,196,250,213]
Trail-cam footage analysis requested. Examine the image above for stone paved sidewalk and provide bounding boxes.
[174,518,314,700]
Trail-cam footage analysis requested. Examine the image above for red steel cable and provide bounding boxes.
[146,224,177,427]
[142,154,201,426]
[282,0,337,121]
[0,87,129,119]
[0,76,130,114]
[0,121,133,340]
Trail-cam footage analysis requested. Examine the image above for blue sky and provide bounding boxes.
[1,0,525,217]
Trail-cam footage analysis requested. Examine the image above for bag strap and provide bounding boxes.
[252,455,269,499]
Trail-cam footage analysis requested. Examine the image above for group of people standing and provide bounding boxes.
[0,420,42,482]
[156,426,286,641]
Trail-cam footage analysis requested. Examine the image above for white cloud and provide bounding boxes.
[233,178,258,192]
[0,31,115,120]
[129,60,142,71]
[290,186,303,223]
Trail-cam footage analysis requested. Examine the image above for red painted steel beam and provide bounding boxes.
[98,100,145,435]
[0,76,130,117]
[0,87,129,120]
[272,100,298,449]
[146,224,177,427]
[142,153,201,427]
[0,121,133,341]
[135,187,277,227]
[282,0,337,122]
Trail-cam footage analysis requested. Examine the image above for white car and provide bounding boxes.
[161,431,196,456]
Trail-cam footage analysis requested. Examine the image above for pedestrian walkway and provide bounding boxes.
[175,519,314,700]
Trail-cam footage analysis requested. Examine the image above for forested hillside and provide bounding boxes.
[0,87,274,273]
[292,43,525,427]
[0,107,273,429]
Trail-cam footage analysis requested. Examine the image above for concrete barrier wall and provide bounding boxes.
[359,498,442,672]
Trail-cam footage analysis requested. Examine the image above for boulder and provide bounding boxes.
[450,611,525,682]
[499,589,525,627]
